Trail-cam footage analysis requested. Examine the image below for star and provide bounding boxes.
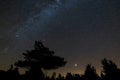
[74,64,78,67]
[3,47,9,54]
[15,34,20,38]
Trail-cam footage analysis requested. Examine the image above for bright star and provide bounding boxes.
[74,64,78,67]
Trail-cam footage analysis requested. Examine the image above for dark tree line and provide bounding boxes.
[0,41,120,80]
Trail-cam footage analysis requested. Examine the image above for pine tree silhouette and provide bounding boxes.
[66,72,73,80]
[15,41,66,80]
[101,58,120,80]
[56,74,64,80]
[82,64,100,80]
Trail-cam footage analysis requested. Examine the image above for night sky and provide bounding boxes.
[0,0,120,75]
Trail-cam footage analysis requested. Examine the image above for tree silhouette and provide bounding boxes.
[51,72,56,80]
[15,41,66,80]
[66,72,73,80]
[101,58,120,80]
[0,65,20,80]
[1,40,120,80]
[6,65,20,80]
[56,74,64,80]
[73,74,81,80]
[82,64,100,80]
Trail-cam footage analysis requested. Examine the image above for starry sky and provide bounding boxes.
[0,0,120,75]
